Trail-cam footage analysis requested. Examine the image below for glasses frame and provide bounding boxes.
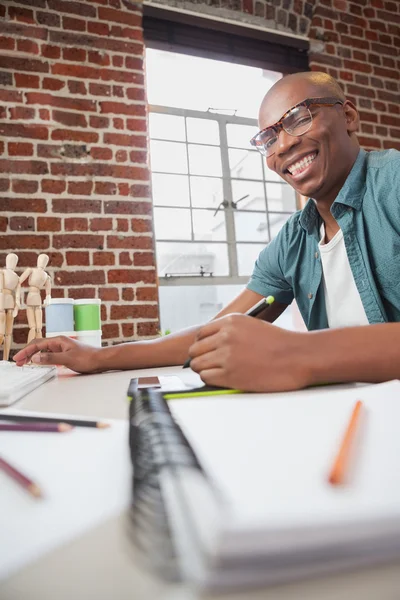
[250,97,344,157]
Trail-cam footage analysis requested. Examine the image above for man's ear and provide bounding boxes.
[342,100,359,133]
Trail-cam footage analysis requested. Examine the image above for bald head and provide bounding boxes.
[259,72,346,126]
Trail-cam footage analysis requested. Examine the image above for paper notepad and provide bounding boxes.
[0,412,131,581]
[130,380,400,590]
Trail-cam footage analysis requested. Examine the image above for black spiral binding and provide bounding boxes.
[128,384,203,581]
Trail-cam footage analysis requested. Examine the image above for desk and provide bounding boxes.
[1,366,400,600]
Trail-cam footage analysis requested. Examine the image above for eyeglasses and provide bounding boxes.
[250,97,344,157]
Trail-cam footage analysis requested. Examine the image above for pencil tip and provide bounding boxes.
[97,422,110,429]
[59,423,74,432]
[30,484,43,498]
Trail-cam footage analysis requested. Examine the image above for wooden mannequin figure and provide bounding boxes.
[17,254,52,344]
[0,253,20,361]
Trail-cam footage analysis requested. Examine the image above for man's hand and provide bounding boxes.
[13,336,101,374]
[188,314,312,392]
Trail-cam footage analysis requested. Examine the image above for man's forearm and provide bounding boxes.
[307,323,400,386]
[92,325,199,371]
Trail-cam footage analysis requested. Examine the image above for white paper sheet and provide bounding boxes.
[0,414,131,581]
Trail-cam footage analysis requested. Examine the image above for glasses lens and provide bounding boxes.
[253,129,278,157]
[283,105,312,136]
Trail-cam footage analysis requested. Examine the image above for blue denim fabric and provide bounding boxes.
[247,148,400,330]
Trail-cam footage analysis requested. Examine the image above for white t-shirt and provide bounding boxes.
[319,225,369,329]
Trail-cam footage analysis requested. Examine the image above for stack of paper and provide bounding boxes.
[162,380,400,590]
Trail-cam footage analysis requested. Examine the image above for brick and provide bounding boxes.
[41,179,66,193]
[126,87,146,102]
[66,251,90,266]
[94,181,117,195]
[62,15,86,31]
[9,216,35,231]
[87,22,110,36]
[98,6,141,27]
[68,80,87,95]
[46,0,96,17]
[37,144,61,158]
[89,116,109,128]
[50,163,149,180]
[63,48,87,62]
[12,180,39,194]
[52,199,102,213]
[107,236,153,250]
[126,118,147,132]
[0,37,15,51]
[8,143,34,157]
[113,118,124,129]
[119,251,132,265]
[131,218,153,233]
[54,270,105,286]
[121,322,134,337]
[14,73,40,89]
[0,123,48,141]
[110,304,158,319]
[99,287,119,301]
[358,136,382,148]
[0,21,48,41]
[8,5,34,24]
[37,217,61,231]
[2,160,48,176]
[122,287,134,301]
[133,252,155,266]
[136,287,158,302]
[102,323,119,339]
[116,150,127,162]
[93,251,115,265]
[137,322,159,337]
[0,56,48,73]
[51,129,98,143]
[88,51,110,66]
[104,200,152,215]
[67,181,93,195]
[53,234,104,249]
[0,235,49,250]
[37,11,61,27]
[0,88,22,103]
[49,30,142,55]
[68,288,96,299]
[112,55,123,68]
[91,147,113,160]
[42,45,61,59]
[52,63,101,80]
[0,180,10,192]
[0,197,46,212]
[117,218,128,232]
[90,218,113,231]
[16,39,39,54]
[9,107,35,120]
[89,83,111,97]
[0,217,8,232]
[65,217,89,231]
[53,110,87,128]
[125,56,143,71]
[0,72,13,86]
[100,101,146,117]
[118,183,129,196]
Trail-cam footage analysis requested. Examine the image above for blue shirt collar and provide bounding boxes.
[299,148,367,234]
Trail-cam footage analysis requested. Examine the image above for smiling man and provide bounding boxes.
[14,72,400,392]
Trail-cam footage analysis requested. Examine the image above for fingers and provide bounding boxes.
[13,337,72,365]
[31,352,65,366]
[197,368,226,388]
[190,348,221,374]
[189,332,219,361]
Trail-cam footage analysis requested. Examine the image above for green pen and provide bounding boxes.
[182,295,275,369]
[164,385,243,401]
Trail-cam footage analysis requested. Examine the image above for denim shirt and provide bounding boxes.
[247,148,400,330]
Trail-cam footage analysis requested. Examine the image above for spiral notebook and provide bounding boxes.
[128,379,400,591]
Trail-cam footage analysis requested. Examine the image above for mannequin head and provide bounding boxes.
[5,253,18,270]
[37,254,49,269]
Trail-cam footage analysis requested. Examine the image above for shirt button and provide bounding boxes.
[308,293,313,299]
[315,252,319,259]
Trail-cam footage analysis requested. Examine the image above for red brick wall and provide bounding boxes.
[0,0,159,347]
[0,0,398,349]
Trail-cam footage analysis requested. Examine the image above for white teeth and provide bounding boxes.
[287,153,317,175]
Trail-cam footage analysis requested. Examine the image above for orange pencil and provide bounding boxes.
[328,400,363,486]
[0,456,43,499]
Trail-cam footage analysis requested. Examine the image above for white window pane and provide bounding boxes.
[152,173,190,207]
[188,144,222,176]
[229,149,263,180]
[159,283,244,330]
[186,118,219,145]
[150,140,188,174]
[234,211,270,243]
[156,241,229,276]
[227,123,258,148]
[266,183,297,212]
[149,113,186,141]
[192,209,226,241]
[237,243,267,276]
[231,180,266,211]
[269,213,292,239]
[154,207,192,240]
[190,176,223,208]
[263,162,281,182]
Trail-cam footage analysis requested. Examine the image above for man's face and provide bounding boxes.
[259,81,353,202]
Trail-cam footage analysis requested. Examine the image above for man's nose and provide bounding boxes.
[275,128,301,156]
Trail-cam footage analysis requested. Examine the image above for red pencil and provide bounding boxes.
[0,456,43,499]
[0,422,73,433]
